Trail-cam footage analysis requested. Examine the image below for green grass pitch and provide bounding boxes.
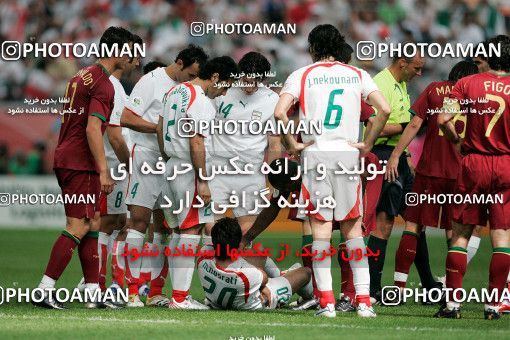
[0,229,508,339]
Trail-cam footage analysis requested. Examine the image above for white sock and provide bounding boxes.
[125,229,145,281]
[467,236,481,264]
[109,230,120,254]
[346,237,370,296]
[140,242,153,281]
[167,233,181,284]
[151,232,164,280]
[114,240,125,270]
[202,235,213,251]
[38,275,56,289]
[264,257,281,278]
[312,240,332,292]
[171,234,201,292]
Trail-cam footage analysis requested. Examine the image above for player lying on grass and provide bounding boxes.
[198,217,313,310]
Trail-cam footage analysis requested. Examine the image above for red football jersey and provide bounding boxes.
[54,63,114,172]
[450,72,510,155]
[360,101,375,122]
[412,80,463,179]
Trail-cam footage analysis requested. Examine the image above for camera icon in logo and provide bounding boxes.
[381,286,401,306]
[190,22,205,37]
[356,41,376,61]
[0,193,11,206]
[1,41,22,61]
[405,192,419,206]
[178,118,197,138]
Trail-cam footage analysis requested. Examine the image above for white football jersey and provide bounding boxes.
[211,86,278,165]
[125,67,176,151]
[104,75,130,162]
[160,82,216,162]
[198,256,264,310]
[281,61,378,168]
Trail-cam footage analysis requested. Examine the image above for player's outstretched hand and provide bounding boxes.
[385,155,399,182]
[288,140,314,157]
[349,141,371,157]
[100,170,115,195]
[198,180,211,206]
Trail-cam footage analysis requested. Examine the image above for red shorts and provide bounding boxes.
[404,173,455,230]
[361,152,382,236]
[452,154,510,230]
[55,168,100,219]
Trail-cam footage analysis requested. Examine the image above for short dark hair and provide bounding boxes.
[175,44,209,70]
[487,35,510,72]
[143,60,166,74]
[238,52,271,80]
[99,26,133,58]
[267,158,301,192]
[448,60,478,82]
[308,24,345,62]
[211,217,242,261]
[392,41,420,63]
[338,42,354,64]
[198,56,238,81]
[475,39,491,62]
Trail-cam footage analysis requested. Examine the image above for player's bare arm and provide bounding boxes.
[156,116,169,162]
[240,190,291,248]
[266,135,282,165]
[120,107,157,133]
[352,91,390,156]
[190,134,211,205]
[438,101,461,143]
[106,126,130,165]
[378,123,403,137]
[87,116,114,194]
[385,115,424,182]
[274,93,312,156]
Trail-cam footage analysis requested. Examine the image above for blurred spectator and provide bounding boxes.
[0,143,8,174]
[8,150,31,175]
[26,141,46,174]
[377,0,407,26]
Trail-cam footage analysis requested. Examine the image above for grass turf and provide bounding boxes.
[0,228,508,339]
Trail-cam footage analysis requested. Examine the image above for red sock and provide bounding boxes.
[139,271,151,287]
[445,247,467,301]
[124,255,139,295]
[172,289,189,303]
[302,243,319,298]
[111,241,125,288]
[99,242,108,291]
[394,231,418,288]
[44,231,79,280]
[318,290,334,308]
[338,243,355,300]
[79,232,99,284]
[489,249,510,306]
[148,257,169,298]
[355,295,372,307]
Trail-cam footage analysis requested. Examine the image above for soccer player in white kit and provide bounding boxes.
[158,56,238,309]
[208,51,281,233]
[274,24,391,318]
[120,45,209,307]
[198,217,313,310]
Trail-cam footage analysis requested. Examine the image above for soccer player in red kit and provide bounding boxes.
[384,61,478,295]
[437,35,510,320]
[33,27,135,309]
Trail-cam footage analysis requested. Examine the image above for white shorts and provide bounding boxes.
[125,144,164,210]
[100,157,128,215]
[163,157,214,229]
[299,167,363,222]
[265,276,292,309]
[209,159,266,217]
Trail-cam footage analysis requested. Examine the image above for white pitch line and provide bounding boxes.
[0,313,507,334]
